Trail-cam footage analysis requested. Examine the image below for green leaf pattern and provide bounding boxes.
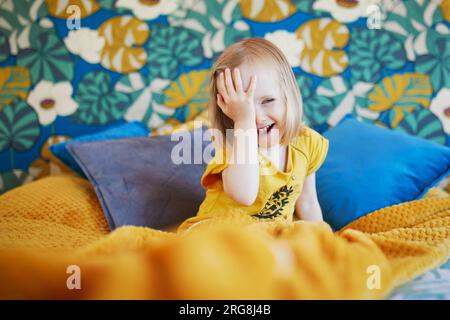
[0,98,40,152]
[72,71,131,125]
[17,32,73,84]
[349,27,406,83]
[147,24,203,79]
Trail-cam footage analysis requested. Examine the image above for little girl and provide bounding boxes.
[178,38,329,233]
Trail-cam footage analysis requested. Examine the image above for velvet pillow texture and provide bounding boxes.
[67,127,210,230]
[317,115,450,230]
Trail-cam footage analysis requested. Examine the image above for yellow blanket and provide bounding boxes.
[0,175,449,299]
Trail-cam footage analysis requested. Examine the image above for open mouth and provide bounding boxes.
[258,123,275,135]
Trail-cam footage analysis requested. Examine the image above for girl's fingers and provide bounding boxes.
[233,68,243,94]
[246,75,257,97]
[216,72,229,101]
[216,93,225,109]
[224,68,235,95]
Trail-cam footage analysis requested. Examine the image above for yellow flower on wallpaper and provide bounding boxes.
[164,70,210,110]
[366,73,432,127]
[0,66,31,105]
[296,18,349,77]
[240,0,297,22]
[28,135,73,180]
[46,0,99,18]
[98,15,150,73]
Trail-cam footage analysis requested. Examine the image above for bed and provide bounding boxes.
[0,174,448,300]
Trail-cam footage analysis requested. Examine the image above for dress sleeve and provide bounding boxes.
[201,146,229,188]
[304,127,329,176]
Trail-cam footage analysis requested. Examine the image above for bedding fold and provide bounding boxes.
[0,175,448,299]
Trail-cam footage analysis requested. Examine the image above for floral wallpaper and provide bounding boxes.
[0,0,449,194]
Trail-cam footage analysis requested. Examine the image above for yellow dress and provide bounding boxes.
[177,126,329,233]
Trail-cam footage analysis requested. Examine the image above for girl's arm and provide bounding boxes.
[222,118,259,206]
[295,172,324,221]
[216,67,259,206]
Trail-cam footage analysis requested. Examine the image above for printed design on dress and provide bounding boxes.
[252,185,294,219]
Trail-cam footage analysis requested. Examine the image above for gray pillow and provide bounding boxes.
[67,127,211,230]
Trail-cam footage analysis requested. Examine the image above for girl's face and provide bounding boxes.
[238,61,286,148]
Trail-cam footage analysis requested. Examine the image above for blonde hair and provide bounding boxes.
[208,37,305,147]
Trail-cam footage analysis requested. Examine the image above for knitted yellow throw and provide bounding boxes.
[0,174,449,299]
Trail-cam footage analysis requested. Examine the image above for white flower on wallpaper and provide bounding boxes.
[264,30,304,67]
[64,28,105,64]
[313,0,379,23]
[429,88,450,134]
[167,0,251,59]
[116,0,179,20]
[27,81,78,126]
[314,75,375,126]
[115,73,173,128]
[403,24,450,61]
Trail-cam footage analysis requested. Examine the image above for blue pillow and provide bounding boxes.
[50,121,149,176]
[317,115,450,230]
[66,127,210,230]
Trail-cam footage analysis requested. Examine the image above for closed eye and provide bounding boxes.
[263,98,275,104]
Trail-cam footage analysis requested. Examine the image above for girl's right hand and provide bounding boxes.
[216,67,257,124]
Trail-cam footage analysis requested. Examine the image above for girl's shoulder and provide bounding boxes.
[290,126,327,153]
[290,126,329,176]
